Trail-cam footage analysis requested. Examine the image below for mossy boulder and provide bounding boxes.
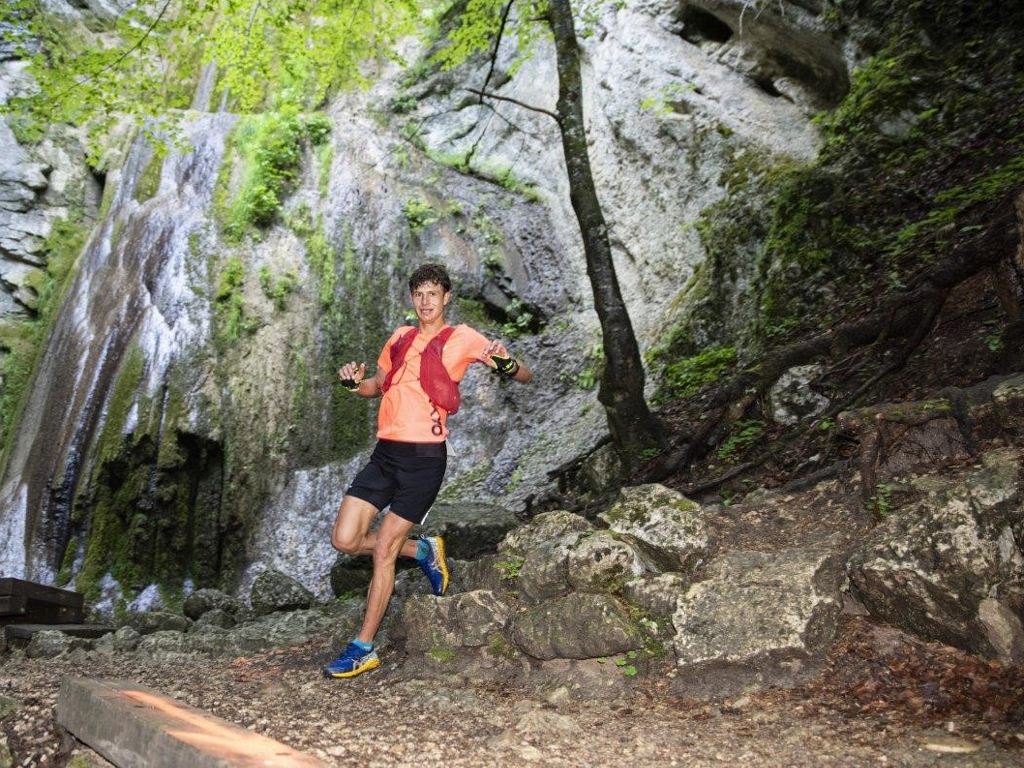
[512,593,642,660]
[993,374,1024,437]
[126,611,191,636]
[673,547,845,698]
[249,569,314,616]
[565,530,651,594]
[183,588,247,621]
[402,590,512,651]
[599,484,708,572]
[848,448,1024,663]
[498,511,593,557]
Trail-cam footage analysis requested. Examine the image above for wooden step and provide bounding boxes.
[3,623,112,642]
[0,578,84,609]
[0,595,27,616]
[57,679,329,768]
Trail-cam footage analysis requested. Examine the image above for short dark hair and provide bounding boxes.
[408,263,452,294]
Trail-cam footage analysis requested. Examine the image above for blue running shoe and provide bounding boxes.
[417,535,449,596]
[323,642,380,679]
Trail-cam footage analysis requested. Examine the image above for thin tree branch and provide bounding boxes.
[480,0,515,103]
[464,88,561,123]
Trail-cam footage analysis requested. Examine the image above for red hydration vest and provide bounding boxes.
[381,326,461,413]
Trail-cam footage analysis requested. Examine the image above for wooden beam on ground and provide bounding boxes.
[57,679,329,768]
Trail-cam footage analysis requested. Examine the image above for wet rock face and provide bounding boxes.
[847,448,1024,663]
[599,484,708,572]
[672,547,845,698]
[512,593,643,661]
[249,570,315,616]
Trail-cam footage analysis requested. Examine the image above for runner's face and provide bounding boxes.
[411,282,450,324]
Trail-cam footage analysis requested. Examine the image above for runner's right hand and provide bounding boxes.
[338,362,366,391]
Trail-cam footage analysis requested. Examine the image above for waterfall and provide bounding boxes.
[0,113,236,582]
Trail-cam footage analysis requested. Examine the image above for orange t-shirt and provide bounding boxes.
[376,324,490,443]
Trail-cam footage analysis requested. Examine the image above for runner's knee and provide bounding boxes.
[332,531,361,555]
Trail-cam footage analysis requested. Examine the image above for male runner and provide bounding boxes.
[324,263,533,678]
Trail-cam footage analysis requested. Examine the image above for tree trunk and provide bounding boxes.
[547,0,665,473]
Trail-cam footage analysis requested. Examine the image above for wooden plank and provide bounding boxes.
[0,602,84,627]
[0,578,84,609]
[3,624,111,641]
[0,595,26,616]
[57,679,329,768]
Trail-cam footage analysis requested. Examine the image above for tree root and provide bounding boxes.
[647,195,1020,488]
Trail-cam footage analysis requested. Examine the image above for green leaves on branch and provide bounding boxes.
[433,0,548,74]
[3,0,419,155]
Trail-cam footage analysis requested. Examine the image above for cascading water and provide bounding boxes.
[0,113,236,584]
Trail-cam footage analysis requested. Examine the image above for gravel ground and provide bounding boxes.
[2,616,1022,768]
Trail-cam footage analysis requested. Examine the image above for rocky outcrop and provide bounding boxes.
[403,590,512,651]
[672,548,845,698]
[125,611,192,636]
[249,570,315,616]
[848,448,1024,664]
[182,588,248,621]
[599,484,708,571]
[513,593,642,661]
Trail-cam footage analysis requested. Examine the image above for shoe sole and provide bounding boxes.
[324,657,381,679]
[435,536,449,596]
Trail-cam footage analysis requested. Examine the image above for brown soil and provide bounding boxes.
[1,613,1022,768]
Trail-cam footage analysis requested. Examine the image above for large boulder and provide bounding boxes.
[566,530,651,593]
[847,448,1024,663]
[126,611,191,636]
[421,502,521,560]
[457,554,518,595]
[512,593,642,660]
[993,374,1024,437]
[402,590,512,651]
[623,572,691,616]
[136,630,192,658]
[249,570,315,616]
[498,511,593,557]
[517,533,585,605]
[768,364,829,425]
[672,548,845,698]
[599,484,708,572]
[26,630,74,658]
[183,588,247,621]
[228,609,333,653]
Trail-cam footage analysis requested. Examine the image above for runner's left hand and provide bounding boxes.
[480,340,510,368]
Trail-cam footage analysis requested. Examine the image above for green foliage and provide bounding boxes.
[716,419,766,462]
[640,82,698,116]
[434,0,547,75]
[559,340,604,390]
[214,257,250,342]
[654,346,736,404]
[220,107,331,239]
[258,265,299,311]
[402,197,438,232]
[3,0,418,153]
[493,556,525,582]
[500,298,537,338]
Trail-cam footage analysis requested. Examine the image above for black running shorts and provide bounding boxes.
[345,440,447,525]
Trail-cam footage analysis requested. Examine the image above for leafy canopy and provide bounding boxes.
[1,0,421,155]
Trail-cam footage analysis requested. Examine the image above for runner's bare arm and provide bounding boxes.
[338,362,387,397]
[480,340,533,384]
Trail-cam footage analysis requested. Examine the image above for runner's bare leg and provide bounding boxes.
[357,511,414,643]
